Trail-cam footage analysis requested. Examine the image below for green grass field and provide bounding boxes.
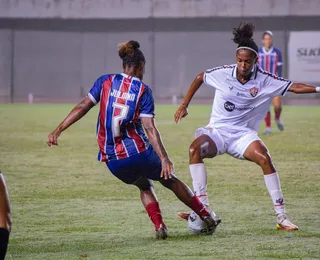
[0,104,319,260]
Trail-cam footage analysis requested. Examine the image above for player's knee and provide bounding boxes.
[257,152,272,168]
[0,211,11,232]
[160,177,176,189]
[6,213,12,232]
[189,144,200,160]
[274,106,282,112]
[133,177,152,191]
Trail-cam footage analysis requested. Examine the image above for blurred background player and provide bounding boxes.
[258,31,284,134]
[174,23,320,231]
[47,40,220,239]
[0,171,11,260]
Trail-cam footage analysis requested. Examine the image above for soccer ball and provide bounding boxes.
[187,211,214,235]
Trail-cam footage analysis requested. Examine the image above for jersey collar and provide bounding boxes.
[262,46,274,54]
[232,64,258,81]
[121,73,141,81]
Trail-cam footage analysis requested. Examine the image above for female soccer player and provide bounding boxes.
[258,30,284,134]
[47,41,220,239]
[174,23,320,231]
[0,171,11,259]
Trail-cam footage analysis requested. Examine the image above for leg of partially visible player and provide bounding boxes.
[243,141,298,230]
[272,96,284,131]
[0,172,11,259]
[132,177,167,239]
[264,110,272,134]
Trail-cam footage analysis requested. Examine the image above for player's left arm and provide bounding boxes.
[47,97,95,147]
[288,83,320,94]
[139,87,174,180]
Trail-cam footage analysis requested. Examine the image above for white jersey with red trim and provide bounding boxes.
[203,64,292,132]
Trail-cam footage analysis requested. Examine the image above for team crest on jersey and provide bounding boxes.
[250,87,259,97]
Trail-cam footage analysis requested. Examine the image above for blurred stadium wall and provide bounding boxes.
[0,0,319,104]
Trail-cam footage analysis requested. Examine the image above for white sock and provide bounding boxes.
[189,163,209,207]
[264,172,286,217]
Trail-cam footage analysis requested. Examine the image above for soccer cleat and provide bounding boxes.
[177,211,191,221]
[202,213,222,234]
[155,224,168,240]
[276,120,284,131]
[276,216,299,231]
[264,127,272,135]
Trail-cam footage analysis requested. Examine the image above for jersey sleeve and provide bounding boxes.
[264,74,292,97]
[139,87,155,118]
[203,67,223,90]
[87,75,111,105]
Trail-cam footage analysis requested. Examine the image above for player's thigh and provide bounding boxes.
[141,147,163,181]
[227,131,262,160]
[106,146,163,183]
[0,174,11,231]
[192,127,225,159]
[272,96,282,108]
[106,156,142,184]
[132,176,153,191]
[243,140,276,173]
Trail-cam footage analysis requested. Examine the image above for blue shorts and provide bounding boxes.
[106,146,162,184]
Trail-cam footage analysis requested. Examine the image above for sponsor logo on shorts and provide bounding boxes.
[250,87,259,97]
[224,101,255,112]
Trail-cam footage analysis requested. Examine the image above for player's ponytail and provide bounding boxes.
[118,40,145,67]
[232,23,258,56]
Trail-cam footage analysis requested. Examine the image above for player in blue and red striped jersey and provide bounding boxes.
[47,40,220,239]
[258,31,284,134]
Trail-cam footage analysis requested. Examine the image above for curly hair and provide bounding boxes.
[232,23,258,55]
[118,40,145,67]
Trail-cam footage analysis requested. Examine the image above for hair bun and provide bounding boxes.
[128,40,140,50]
[118,40,141,59]
[232,23,255,44]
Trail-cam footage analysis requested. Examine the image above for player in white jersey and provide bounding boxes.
[174,23,320,231]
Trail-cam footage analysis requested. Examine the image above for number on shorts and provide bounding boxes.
[112,103,129,137]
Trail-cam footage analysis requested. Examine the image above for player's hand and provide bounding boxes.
[160,157,174,180]
[47,130,61,147]
[174,104,188,123]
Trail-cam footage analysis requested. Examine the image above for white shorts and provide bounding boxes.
[195,126,262,160]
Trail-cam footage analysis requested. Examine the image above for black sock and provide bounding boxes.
[0,228,9,260]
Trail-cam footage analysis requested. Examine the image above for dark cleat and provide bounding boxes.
[202,214,222,235]
[155,224,168,240]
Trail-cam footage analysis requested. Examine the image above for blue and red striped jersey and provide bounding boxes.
[258,47,283,77]
[88,73,154,162]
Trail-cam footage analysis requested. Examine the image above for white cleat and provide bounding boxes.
[276,120,284,131]
[276,215,299,231]
[264,127,272,135]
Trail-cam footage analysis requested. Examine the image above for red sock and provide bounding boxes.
[190,195,210,219]
[265,111,271,127]
[274,108,281,120]
[145,202,166,230]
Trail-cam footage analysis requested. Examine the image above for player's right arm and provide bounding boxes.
[47,97,94,147]
[47,75,107,147]
[174,72,204,123]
